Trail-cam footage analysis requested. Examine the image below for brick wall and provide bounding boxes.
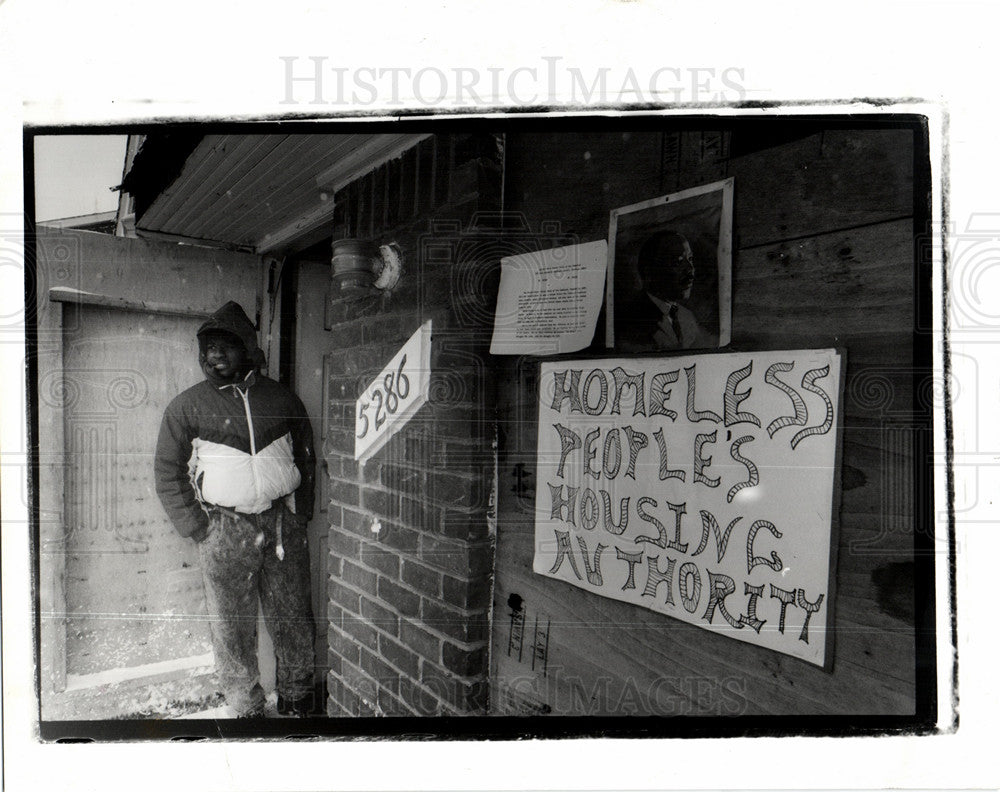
[322,134,502,715]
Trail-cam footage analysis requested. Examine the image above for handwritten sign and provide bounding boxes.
[355,320,432,462]
[533,349,843,666]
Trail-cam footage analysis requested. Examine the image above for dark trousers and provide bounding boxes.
[198,503,315,716]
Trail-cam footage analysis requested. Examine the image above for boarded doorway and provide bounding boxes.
[48,305,215,715]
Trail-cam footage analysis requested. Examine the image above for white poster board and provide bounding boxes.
[490,240,608,356]
[354,320,432,462]
[533,349,843,667]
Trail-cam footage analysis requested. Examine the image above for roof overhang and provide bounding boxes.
[126,132,430,255]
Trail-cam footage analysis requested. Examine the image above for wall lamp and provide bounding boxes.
[331,238,402,295]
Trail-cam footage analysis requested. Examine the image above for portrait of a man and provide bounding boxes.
[607,179,733,352]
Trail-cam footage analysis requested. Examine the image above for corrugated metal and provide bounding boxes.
[137,133,428,253]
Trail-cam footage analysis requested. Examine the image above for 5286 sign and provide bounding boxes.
[356,356,410,438]
[354,320,432,462]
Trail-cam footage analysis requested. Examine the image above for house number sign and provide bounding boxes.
[355,320,432,462]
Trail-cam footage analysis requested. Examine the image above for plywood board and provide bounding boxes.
[59,305,213,675]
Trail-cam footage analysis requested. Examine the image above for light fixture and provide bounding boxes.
[331,238,402,294]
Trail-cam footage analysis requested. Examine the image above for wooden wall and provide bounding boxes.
[489,125,927,717]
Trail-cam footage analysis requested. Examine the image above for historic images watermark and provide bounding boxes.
[279,57,748,107]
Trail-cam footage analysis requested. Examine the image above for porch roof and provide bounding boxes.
[122,132,429,255]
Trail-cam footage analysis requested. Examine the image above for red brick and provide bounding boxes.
[322,453,342,478]
[428,470,485,509]
[328,377,355,401]
[334,322,364,348]
[341,559,378,594]
[362,313,407,345]
[327,602,344,630]
[341,659,379,702]
[421,599,489,643]
[417,665,464,706]
[327,293,380,325]
[404,433,433,465]
[342,614,379,651]
[338,688,362,717]
[339,456,360,480]
[400,619,441,664]
[378,576,421,618]
[341,506,375,538]
[325,673,348,715]
[361,542,400,577]
[400,496,437,531]
[441,573,492,609]
[330,529,360,559]
[420,667,489,713]
[431,405,486,441]
[327,427,355,455]
[330,478,360,507]
[398,677,444,717]
[438,509,490,541]
[326,499,344,527]
[325,647,343,676]
[358,646,398,687]
[328,625,360,665]
[377,522,419,554]
[341,347,378,377]
[382,463,423,492]
[328,578,360,614]
[442,641,488,677]
[324,400,350,426]
[378,633,421,678]
[364,487,399,520]
[360,596,400,636]
[325,671,346,708]
[419,534,493,577]
[367,664,400,701]
[429,340,470,370]
[362,461,383,485]
[376,685,412,717]
[434,436,487,463]
[326,503,344,530]
[400,560,441,598]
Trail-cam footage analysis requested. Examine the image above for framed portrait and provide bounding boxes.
[606,178,733,351]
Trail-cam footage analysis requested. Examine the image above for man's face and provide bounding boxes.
[202,332,251,382]
[646,238,696,302]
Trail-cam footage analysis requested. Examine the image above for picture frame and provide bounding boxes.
[606,177,734,351]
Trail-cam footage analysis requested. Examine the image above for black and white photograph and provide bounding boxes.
[7,3,1000,790]
[24,119,941,739]
[607,178,733,352]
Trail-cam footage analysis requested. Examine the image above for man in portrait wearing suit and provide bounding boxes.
[616,230,716,352]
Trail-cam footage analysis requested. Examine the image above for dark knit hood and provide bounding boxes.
[197,301,266,383]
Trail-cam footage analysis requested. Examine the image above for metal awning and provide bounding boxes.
[126,132,429,255]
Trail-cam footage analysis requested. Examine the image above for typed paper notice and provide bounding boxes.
[489,240,608,356]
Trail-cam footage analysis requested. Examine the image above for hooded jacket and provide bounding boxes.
[154,302,316,541]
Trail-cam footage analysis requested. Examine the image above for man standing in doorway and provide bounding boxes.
[155,301,316,717]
